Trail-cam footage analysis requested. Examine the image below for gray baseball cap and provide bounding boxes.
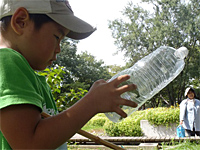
[0,0,96,40]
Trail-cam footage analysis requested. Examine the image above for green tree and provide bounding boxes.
[54,38,111,90]
[38,66,88,112]
[109,0,200,106]
[37,66,67,111]
[50,38,112,110]
[108,64,126,76]
[54,38,79,85]
[75,51,111,85]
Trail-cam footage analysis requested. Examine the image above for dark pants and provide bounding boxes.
[185,127,200,136]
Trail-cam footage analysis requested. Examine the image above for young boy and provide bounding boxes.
[0,0,137,149]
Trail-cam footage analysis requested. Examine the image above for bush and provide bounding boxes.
[83,107,180,137]
[83,114,108,130]
[129,110,146,126]
[87,117,107,127]
[145,107,180,127]
[104,118,143,137]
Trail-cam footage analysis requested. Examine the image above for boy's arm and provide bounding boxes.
[0,75,137,149]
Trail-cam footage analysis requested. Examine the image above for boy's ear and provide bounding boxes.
[11,7,30,35]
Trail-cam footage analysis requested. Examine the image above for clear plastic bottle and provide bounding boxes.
[105,46,188,122]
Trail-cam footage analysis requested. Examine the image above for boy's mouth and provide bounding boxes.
[51,57,57,61]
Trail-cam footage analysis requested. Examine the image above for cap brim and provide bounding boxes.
[47,14,96,40]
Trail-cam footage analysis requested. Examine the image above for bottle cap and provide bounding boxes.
[174,47,188,59]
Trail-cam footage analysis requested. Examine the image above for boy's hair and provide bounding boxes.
[1,14,53,32]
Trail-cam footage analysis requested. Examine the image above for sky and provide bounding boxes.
[70,0,143,66]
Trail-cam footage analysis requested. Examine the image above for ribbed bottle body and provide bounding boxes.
[105,46,187,122]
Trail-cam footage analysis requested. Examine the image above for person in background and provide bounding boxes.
[0,0,138,149]
[180,87,200,136]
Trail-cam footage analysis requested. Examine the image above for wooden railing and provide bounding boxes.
[70,135,200,144]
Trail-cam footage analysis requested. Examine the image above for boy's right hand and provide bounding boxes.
[85,74,138,118]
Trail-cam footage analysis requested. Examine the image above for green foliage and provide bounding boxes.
[107,65,126,76]
[162,140,200,150]
[104,118,143,137]
[84,107,180,137]
[37,66,88,112]
[65,88,88,108]
[75,51,111,85]
[145,107,180,127]
[54,38,111,91]
[129,110,146,126]
[86,115,107,127]
[37,66,66,101]
[89,117,106,127]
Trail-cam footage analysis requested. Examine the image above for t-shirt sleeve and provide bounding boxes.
[0,49,44,111]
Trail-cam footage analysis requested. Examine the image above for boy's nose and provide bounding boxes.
[55,45,61,53]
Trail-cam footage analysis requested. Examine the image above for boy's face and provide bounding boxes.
[1,8,70,70]
[19,21,69,70]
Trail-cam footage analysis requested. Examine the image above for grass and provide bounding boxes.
[81,114,108,136]
[162,140,200,150]
[82,125,102,131]
[82,125,107,136]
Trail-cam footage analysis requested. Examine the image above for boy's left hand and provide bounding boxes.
[85,74,138,118]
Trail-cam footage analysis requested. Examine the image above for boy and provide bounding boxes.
[0,0,137,149]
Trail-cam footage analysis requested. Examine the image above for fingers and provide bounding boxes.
[119,98,138,108]
[109,74,137,95]
[117,84,137,95]
[109,74,138,118]
[114,107,127,118]
[112,74,131,87]
[90,75,138,119]
[114,98,138,119]
[115,99,138,118]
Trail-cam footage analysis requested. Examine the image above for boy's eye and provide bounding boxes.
[54,35,60,40]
